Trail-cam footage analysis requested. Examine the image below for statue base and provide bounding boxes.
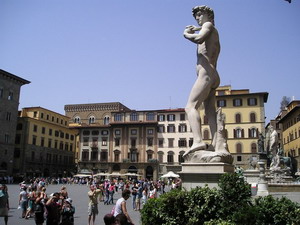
[244,169,260,184]
[178,162,234,190]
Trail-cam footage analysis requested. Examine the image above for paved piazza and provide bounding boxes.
[5,184,142,225]
[3,184,300,225]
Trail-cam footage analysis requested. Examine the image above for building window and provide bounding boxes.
[91,151,98,161]
[114,129,121,136]
[114,113,122,121]
[92,130,99,136]
[32,136,37,145]
[237,156,242,162]
[158,125,165,133]
[167,151,174,163]
[147,138,153,146]
[236,143,242,153]
[41,127,46,134]
[130,112,138,121]
[8,91,13,100]
[167,125,175,133]
[0,88,3,98]
[55,130,59,137]
[178,124,187,133]
[248,98,257,106]
[102,138,107,146]
[48,139,52,148]
[234,128,244,138]
[147,150,153,161]
[114,151,120,162]
[89,116,95,124]
[101,130,109,135]
[82,151,89,161]
[49,129,52,136]
[146,112,155,121]
[251,143,257,153]
[158,139,164,147]
[33,125,38,132]
[168,138,174,148]
[83,130,90,136]
[178,139,187,147]
[83,137,89,146]
[41,113,44,119]
[167,114,176,121]
[147,129,154,135]
[131,138,136,147]
[60,131,65,138]
[203,129,210,140]
[217,100,226,107]
[250,113,256,123]
[249,128,258,138]
[235,113,241,123]
[233,99,243,107]
[158,114,165,121]
[129,150,137,162]
[115,138,120,147]
[180,113,185,121]
[104,116,110,125]
[6,112,11,121]
[130,129,137,135]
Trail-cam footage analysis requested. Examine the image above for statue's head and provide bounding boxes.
[192,5,215,25]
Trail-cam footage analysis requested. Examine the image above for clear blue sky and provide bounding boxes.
[0,0,299,122]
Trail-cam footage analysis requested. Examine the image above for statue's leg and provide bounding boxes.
[204,90,217,149]
[184,74,212,157]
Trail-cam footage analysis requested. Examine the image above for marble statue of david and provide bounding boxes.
[183,6,232,164]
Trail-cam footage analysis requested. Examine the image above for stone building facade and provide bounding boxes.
[0,69,30,175]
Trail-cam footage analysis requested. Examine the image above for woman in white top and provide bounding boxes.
[113,189,134,225]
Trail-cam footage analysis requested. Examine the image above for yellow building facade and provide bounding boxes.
[199,86,268,168]
[279,100,300,171]
[14,107,78,177]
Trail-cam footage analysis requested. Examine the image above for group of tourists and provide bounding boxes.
[18,181,75,225]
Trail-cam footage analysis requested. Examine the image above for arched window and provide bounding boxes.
[104,116,110,125]
[89,116,95,124]
[249,128,258,138]
[251,143,257,153]
[236,143,242,153]
[203,129,210,140]
[74,116,81,123]
[234,128,244,138]
[167,151,174,163]
[250,113,256,123]
[235,113,241,123]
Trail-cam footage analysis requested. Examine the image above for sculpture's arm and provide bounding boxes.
[183,22,213,44]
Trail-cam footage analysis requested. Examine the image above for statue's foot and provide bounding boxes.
[183,142,206,158]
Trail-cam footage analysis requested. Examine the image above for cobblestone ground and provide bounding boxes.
[4,184,142,225]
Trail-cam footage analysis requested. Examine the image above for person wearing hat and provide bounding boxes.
[0,184,9,225]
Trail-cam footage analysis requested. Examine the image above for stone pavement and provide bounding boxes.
[4,184,142,225]
[3,184,300,225]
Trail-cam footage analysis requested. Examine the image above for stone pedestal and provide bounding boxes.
[244,169,260,184]
[257,160,269,196]
[178,163,234,190]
